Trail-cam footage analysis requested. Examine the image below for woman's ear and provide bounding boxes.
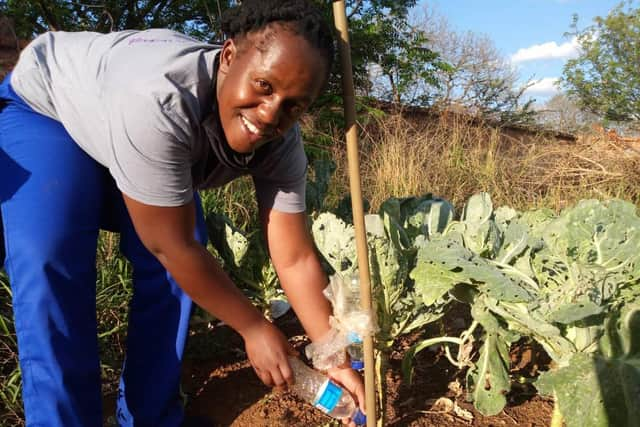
[219,38,237,75]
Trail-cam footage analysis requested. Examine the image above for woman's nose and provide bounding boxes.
[257,99,282,126]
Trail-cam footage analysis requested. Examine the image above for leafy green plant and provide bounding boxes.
[311,194,453,425]
[403,193,640,422]
[205,212,284,319]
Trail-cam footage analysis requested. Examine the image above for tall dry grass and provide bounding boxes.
[324,112,640,213]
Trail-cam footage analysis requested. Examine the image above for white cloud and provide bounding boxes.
[525,77,561,97]
[511,37,579,63]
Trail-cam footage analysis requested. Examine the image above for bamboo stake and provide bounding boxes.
[331,2,377,426]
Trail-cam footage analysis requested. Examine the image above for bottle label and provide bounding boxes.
[347,331,363,344]
[313,379,343,413]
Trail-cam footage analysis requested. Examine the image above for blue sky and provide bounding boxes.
[416,0,627,103]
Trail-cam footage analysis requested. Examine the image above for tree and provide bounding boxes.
[1,0,448,105]
[536,93,599,133]
[561,1,640,126]
[414,5,535,124]
[332,0,448,106]
[0,0,230,41]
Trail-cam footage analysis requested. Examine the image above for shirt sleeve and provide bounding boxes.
[252,124,308,214]
[105,89,195,207]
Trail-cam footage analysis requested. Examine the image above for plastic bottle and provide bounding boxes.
[347,331,364,371]
[345,275,364,371]
[288,357,366,425]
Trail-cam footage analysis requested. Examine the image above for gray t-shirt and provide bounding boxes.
[10,29,307,212]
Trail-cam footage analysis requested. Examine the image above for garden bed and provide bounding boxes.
[150,304,554,426]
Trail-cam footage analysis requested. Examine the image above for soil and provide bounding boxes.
[106,303,554,427]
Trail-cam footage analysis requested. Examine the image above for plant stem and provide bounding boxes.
[375,350,387,427]
[550,395,564,427]
[489,260,540,291]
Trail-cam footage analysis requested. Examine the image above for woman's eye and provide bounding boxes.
[256,80,272,94]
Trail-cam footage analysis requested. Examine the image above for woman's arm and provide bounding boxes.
[260,207,365,411]
[123,194,296,387]
[259,208,332,340]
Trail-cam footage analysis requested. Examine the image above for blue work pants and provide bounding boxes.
[0,75,207,427]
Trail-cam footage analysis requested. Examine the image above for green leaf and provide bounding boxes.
[548,300,604,324]
[461,192,493,226]
[543,199,640,286]
[311,212,357,275]
[411,238,532,304]
[496,222,529,265]
[536,353,640,427]
[448,193,502,257]
[467,332,511,416]
[379,194,454,242]
[305,159,336,214]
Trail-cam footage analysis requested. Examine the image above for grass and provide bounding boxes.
[199,175,258,231]
[0,270,21,427]
[94,231,133,396]
[325,111,640,214]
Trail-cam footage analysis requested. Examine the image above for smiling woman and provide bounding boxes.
[216,30,327,153]
[216,4,332,154]
[0,1,365,427]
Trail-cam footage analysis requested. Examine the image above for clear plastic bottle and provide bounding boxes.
[345,275,364,371]
[288,357,366,425]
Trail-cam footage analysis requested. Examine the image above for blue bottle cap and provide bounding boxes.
[352,408,366,426]
[350,360,364,370]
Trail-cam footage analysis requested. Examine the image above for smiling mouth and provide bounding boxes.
[241,115,267,137]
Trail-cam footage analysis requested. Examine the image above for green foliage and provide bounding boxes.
[403,193,640,417]
[0,270,23,425]
[0,0,229,41]
[2,0,448,109]
[95,232,132,370]
[536,308,640,427]
[312,195,454,346]
[561,1,640,125]
[311,194,453,425]
[305,158,337,215]
[347,1,449,105]
[204,211,283,318]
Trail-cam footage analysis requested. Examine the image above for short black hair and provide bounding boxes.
[221,0,334,76]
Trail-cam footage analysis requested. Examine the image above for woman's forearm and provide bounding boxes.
[277,252,333,342]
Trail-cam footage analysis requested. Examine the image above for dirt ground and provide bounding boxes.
[108,304,553,427]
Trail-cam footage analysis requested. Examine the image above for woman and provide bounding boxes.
[0,1,364,425]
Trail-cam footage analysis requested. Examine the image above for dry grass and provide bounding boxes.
[322,112,640,214]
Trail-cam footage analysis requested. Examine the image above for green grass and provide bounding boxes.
[0,270,21,427]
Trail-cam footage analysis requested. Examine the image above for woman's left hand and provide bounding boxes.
[327,363,366,426]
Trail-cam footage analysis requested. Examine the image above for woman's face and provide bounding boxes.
[216,28,328,153]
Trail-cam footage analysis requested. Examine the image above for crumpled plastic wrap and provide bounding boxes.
[305,273,378,370]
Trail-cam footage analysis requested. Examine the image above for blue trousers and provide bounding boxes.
[0,75,207,426]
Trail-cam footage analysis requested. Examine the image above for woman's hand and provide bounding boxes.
[327,363,366,426]
[240,318,298,387]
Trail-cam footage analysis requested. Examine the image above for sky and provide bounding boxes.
[416,0,628,104]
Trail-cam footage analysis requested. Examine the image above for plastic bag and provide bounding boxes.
[305,273,377,370]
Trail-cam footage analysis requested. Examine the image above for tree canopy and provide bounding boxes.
[417,6,535,125]
[0,0,447,107]
[0,0,227,41]
[561,1,640,125]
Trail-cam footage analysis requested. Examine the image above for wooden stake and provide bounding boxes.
[331,2,377,426]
